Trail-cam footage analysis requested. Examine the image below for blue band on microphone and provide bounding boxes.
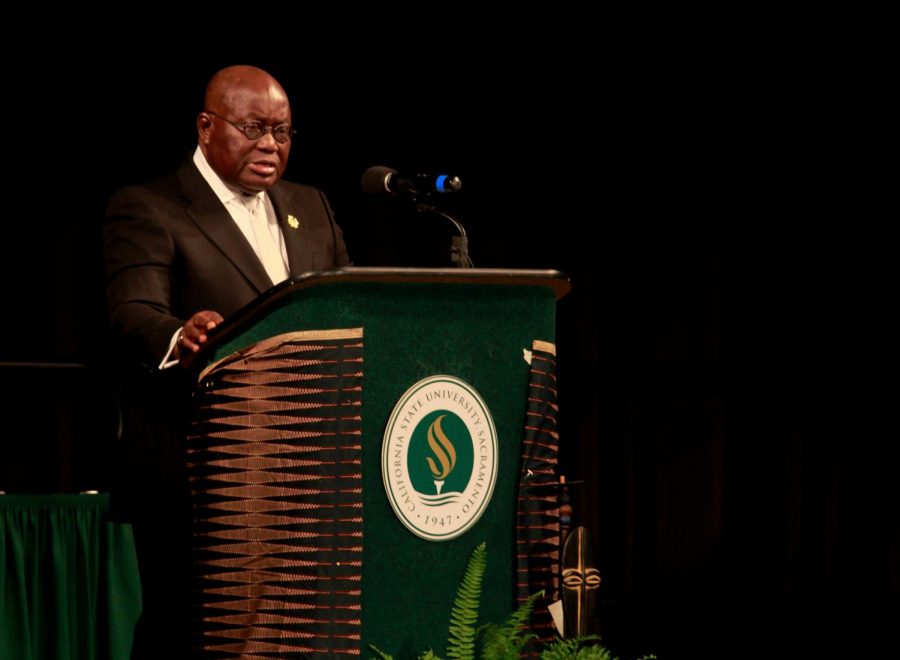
[436,174,448,192]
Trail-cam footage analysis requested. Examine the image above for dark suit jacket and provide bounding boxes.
[103,158,351,515]
[104,158,351,371]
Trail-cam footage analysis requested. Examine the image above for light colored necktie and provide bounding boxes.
[246,195,288,285]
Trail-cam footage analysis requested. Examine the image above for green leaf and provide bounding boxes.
[445,542,487,660]
[540,636,600,660]
[368,644,394,660]
[479,589,544,659]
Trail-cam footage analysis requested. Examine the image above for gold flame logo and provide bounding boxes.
[425,414,457,479]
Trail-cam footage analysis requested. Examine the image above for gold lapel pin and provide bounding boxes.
[287,214,300,229]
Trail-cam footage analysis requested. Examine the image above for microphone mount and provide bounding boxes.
[414,200,473,268]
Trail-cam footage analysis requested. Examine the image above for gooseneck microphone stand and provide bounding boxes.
[360,166,473,268]
[415,200,473,268]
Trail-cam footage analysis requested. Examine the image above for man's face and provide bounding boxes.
[200,82,292,192]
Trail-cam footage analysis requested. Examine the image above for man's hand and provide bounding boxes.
[176,310,224,365]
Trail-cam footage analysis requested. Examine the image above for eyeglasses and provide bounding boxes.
[204,110,295,144]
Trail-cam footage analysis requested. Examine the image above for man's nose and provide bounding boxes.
[256,130,279,150]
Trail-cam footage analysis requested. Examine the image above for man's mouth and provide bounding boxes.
[248,161,277,176]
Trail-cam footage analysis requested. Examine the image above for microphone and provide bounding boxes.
[361,165,462,196]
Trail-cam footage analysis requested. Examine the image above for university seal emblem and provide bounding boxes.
[382,375,498,541]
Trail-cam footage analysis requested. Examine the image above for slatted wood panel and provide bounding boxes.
[188,329,364,658]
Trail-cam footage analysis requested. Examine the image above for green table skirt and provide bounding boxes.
[0,494,141,660]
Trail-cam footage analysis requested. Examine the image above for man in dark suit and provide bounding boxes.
[103,65,350,657]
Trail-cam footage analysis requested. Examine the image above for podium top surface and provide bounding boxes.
[281,267,570,296]
[190,267,570,366]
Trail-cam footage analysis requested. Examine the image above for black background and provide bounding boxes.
[0,32,893,659]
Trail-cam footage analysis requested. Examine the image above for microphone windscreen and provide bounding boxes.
[361,166,396,195]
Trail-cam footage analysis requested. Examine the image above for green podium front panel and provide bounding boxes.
[207,281,557,655]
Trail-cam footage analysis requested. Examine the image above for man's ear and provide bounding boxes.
[197,113,212,145]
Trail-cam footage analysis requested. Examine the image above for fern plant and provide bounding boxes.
[539,635,655,660]
[480,590,541,659]
[447,541,487,659]
[369,542,654,660]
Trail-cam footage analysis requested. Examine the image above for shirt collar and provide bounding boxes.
[192,146,265,208]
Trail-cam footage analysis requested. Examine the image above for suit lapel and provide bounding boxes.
[268,184,313,276]
[176,161,273,294]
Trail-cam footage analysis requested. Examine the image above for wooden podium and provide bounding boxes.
[187,267,570,656]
